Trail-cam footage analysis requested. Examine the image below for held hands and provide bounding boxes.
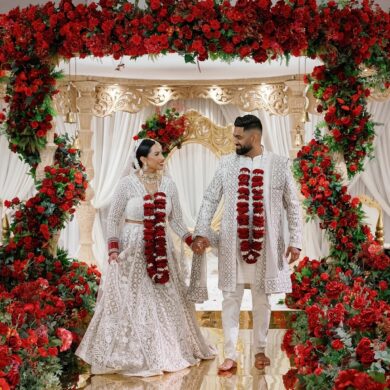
[285,246,301,264]
[108,252,119,264]
[191,236,210,255]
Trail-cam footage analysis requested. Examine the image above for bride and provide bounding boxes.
[76,138,215,376]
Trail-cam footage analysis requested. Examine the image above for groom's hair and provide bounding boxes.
[234,115,262,133]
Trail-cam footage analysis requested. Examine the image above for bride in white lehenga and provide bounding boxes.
[76,139,215,376]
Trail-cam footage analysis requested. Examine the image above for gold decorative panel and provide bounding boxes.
[47,78,390,118]
[179,110,235,157]
[90,83,290,117]
[358,194,384,246]
[370,87,390,102]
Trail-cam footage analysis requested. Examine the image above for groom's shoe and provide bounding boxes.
[218,358,237,371]
[254,353,271,369]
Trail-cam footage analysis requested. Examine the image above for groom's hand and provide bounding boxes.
[192,236,210,255]
[285,246,300,264]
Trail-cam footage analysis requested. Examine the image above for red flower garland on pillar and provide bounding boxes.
[237,167,265,264]
[143,192,169,284]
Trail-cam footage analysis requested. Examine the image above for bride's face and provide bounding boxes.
[141,143,165,172]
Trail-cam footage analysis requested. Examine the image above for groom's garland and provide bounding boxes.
[143,192,170,284]
[237,168,265,264]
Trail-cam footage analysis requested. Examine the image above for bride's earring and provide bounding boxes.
[144,162,149,171]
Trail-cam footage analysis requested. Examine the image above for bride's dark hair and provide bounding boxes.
[135,139,156,169]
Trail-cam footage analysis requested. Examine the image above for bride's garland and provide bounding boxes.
[237,168,265,264]
[143,192,169,284]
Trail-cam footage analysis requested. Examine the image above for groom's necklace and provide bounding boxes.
[236,167,266,264]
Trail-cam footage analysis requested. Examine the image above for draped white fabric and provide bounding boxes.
[1,98,388,268]
[349,100,390,243]
[167,144,220,228]
[0,135,34,242]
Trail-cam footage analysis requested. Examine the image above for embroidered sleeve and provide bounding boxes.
[283,160,303,249]
[168,179,192,243]
[107,177,131,253]
[194,159,224,239]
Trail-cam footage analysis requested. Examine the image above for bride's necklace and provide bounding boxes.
[140,171,161,185]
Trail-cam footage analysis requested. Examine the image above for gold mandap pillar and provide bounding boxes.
[75,81,98,265]
[285,79,308,159]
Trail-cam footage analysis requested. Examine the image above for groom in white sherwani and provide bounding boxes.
[191,114,303,371]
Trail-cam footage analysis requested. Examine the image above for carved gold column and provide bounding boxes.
[75,81,98,265]
[285,79,307,159]
[36,125,57,181]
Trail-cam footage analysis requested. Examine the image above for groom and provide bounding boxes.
[192,114,302,371]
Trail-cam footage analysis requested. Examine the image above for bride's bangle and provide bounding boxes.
[184,235,193,247]
[108,239,119,254]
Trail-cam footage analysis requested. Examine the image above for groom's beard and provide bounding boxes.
[236,144,252,155]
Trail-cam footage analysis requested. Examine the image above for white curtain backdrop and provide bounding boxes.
[166,144,220,228]
[2,97,388,270]
[349,100,390,243]
[0,135,35,242]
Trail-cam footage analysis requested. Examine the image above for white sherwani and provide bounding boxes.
[192,151,303,295]
[189,151,303,360]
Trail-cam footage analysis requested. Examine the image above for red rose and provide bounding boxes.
[320,273,329,281]
[379,280,388,290]
[317,206,326,216]
[0,379,10,390]
[39,224,50,240]
[356,337,375,365]
[240,241,250,252]
[331,339,344,351]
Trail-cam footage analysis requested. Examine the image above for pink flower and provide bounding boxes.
[56,328,73,352]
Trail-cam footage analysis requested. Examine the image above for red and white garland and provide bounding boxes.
[143,192,170,284]
[237,167,265,264]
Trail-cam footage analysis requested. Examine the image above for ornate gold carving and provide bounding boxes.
[358,194,384,246]
[36,126,57,181]
[2,213,10,242]
[369,87,390,102]
[77,201,96,265]
[178,110,235,157]
[0,83,6,101]
[47,231,61,256]
[91,83,290,117]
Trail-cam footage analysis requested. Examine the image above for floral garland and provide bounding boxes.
[237,168,265,264]
[143,192,169,284]
[0,134,100,389]
[134,108,187,157]
[0,0,388,388]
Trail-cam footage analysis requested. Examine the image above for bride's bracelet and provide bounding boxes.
[184,234,193,247]
[108,239,119,255]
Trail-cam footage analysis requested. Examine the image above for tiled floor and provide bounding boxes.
[81,328,289,390]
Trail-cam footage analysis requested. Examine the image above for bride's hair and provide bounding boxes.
[134,139,156,169]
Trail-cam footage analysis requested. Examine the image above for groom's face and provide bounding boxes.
[233,126,254,155]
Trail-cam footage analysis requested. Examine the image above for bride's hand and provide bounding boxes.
[108,252,119,264]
